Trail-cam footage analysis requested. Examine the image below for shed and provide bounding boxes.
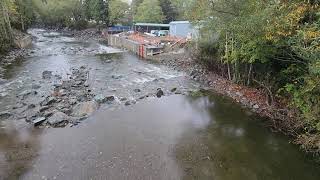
[134,23,170,33]
[169,21,194,38]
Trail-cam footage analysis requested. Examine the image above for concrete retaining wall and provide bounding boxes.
[108,35,163,58]
[14,35,32,49]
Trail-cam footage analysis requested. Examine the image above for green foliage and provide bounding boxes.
[188,0,320,132]
[109,0,130,25]
[134,0,164,23]
[159,0,178,23]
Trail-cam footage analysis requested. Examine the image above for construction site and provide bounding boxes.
[107,21,197,58]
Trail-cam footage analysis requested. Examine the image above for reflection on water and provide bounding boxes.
[1,94,318,180]
[175,94,320,180]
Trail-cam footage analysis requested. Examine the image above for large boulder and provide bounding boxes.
[72,101,99,117]
[48,112,70,126]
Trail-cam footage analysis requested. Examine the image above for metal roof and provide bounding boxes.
[169,21,190,24]
[134,23,170,27]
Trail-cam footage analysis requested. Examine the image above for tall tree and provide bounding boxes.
[15,0,35,31]
[109,0,130,25]
[159,0,178,23]
[134,0,164,23]
[131,0,143,16]
[92,0,109,25]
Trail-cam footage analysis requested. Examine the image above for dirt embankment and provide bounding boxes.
[148,50,319,153]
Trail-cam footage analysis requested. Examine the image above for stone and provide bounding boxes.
[94,94,105,103]
[42,70,53,79]
[33,117,46,126]
[0,111,12,119]
[72,101,99,117]
[54,74,62,79]
[39,106,50,112]
[106,96,115,102]
[111,75,123,79]
[19,90,38,100]
[125,101,131,106]
[120,97,127,101]
[48,112,70,126]
[41,96,56,106]
[32,84,41,89]
[94,95,115,104]
[175,90,182,95]
[28,104,36,109]
[61,81,72,89]
[236,92,243,96]
[134,89,141,93]
[170,88,177,92]
[253,104,260,109]
[139,96,145,100]
[0,78,7,85]
[190,70,197,77]
[156,88,164,98]
[69,98,77,105]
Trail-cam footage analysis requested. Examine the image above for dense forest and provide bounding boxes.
[1,0,320,149]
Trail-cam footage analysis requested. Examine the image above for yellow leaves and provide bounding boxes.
[264,2,319,42]
[305,30,320,40]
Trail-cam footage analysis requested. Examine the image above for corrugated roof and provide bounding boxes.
[169,21,190,24]
[135,23,170,27]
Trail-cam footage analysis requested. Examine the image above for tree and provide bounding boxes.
[91,0,109,25]
[134,0,164,23]
[159,0,178,23]
[131,0,143,15]
[109,0,130,25]
[14,0,36,31]
[170,0,194,20]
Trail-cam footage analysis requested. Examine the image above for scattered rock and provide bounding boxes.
[42,70,53,79]
[253,104,260,109]
[156,88,164,98]
[72,101,99,117]
[94,94,114,104]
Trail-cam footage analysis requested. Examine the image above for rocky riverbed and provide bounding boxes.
[0,29,199,128]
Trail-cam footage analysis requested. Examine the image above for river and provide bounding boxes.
[0,29,320,180]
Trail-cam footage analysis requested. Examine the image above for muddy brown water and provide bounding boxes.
[1,29,320,180]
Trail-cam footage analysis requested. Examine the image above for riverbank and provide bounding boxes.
[0,30,32,78]
[147,49,319,154]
